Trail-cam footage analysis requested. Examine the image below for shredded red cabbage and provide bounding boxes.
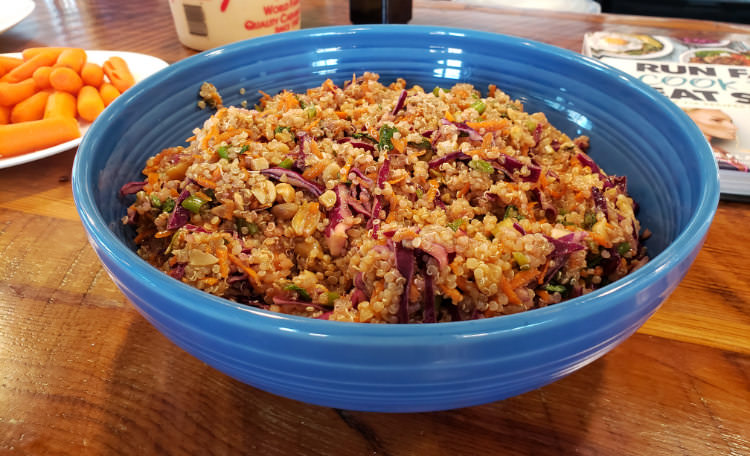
[392,89,408,115]
[261,167,324,196]
[166,187,192,230]
[427,152,472,169]
[441,118,483,141]
[394,242,415,324]
[119,180,146,197]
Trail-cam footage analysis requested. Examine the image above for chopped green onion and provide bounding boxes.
[326,292,340,306]
[305,106,317,119]
[150,194,162,209]
[617,242,631,256]
[235,217,260,235]
[284,283,311,301]
[471,100,486,114]
[432,86,442,96]
[447,219,464,232]
[352,132,377,142]
[378,125,399,151]
[239,144,250,153]
[526,119,538,133]
[469,159,493,173]
[274,126,290,134]
[415,187,424,199]
[181,194,208,214]
[408,138,432,150]
[512,252,530,270]
[295,95,306,109]
[583,212,597,230]
[544,283,567,293]
[503,205,520,220]
[278,158,294,169]
[216,145,229,160]
[161,198,175,213]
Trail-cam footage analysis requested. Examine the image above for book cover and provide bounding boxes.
[582,30,750,199]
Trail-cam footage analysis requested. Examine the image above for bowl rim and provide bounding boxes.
[72,24,720,338]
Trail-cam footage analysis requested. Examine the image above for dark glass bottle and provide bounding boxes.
[350,0,412,24]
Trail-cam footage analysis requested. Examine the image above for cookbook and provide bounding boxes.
[582,30,750,199]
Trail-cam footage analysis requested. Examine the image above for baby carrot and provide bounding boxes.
[99,82,120,106]
[44,91,77,119]
[1,50,58,83]
[0,106,10,125]
[49,67,83,94]
[0,56,24,76]
[80,62,104,88]
[32,66,53,90]
[77,85,105,122]
[0,117,80,158]
[10,90,50,123]
[0,79,37,106]
[54,48,87,73]
[102,56,135,93]
[21,47,67,61]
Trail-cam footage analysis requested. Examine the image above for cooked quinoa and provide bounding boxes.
[120,72,648,323]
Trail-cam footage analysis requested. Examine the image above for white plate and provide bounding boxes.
[0,50,168,169]
[587,34,674,60]
[0,0,34,34]
[679,47,750,65]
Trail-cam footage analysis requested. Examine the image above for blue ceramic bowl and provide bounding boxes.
[72,25,718,412]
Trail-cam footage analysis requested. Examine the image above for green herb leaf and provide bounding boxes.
[447,219,464,232]
[544,283,567,293]
[278,158,294,169]
[503,205,520,220]
[284,283,311,301]
[378,125,399,151]
[161,198,175,213]
[469,159,493,173]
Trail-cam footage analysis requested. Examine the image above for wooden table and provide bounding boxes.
[1,1,749,454]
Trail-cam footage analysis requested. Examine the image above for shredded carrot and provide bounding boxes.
[444,111,455,122]
[303,118,320,132]
[154,230,174,239]
[536,289,551,304]
[195,190,212,201]
[500,275,522,306]
[538,260,550,285]
[216,248,229,279]
[335,111,348,119]
[591,232,613,248]
[168,256,178,266]
[438,283,463,305]
[449,260,462,276]
[200,277,219,286]
[309,139,323,158]
[391,136,406,154]
[488,84,497,97]
[323,78,337,93]
[258,90,272,108]
[466,119,510,132]
[511,268,540,289]
[339,155,355,183]
[133,228,154,245]
[228,253,260,287]
[387,173,407,185]
[194,175,217,189]
[185,135,196,142]
[302,160,327,180]
[457,181,471,198]
[425,179,440,202]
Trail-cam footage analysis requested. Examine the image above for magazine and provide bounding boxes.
[582,30,750,199]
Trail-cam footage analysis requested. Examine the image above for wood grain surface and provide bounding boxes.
[1,1,749,455]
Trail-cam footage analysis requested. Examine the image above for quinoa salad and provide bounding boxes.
[120,73,649,323]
